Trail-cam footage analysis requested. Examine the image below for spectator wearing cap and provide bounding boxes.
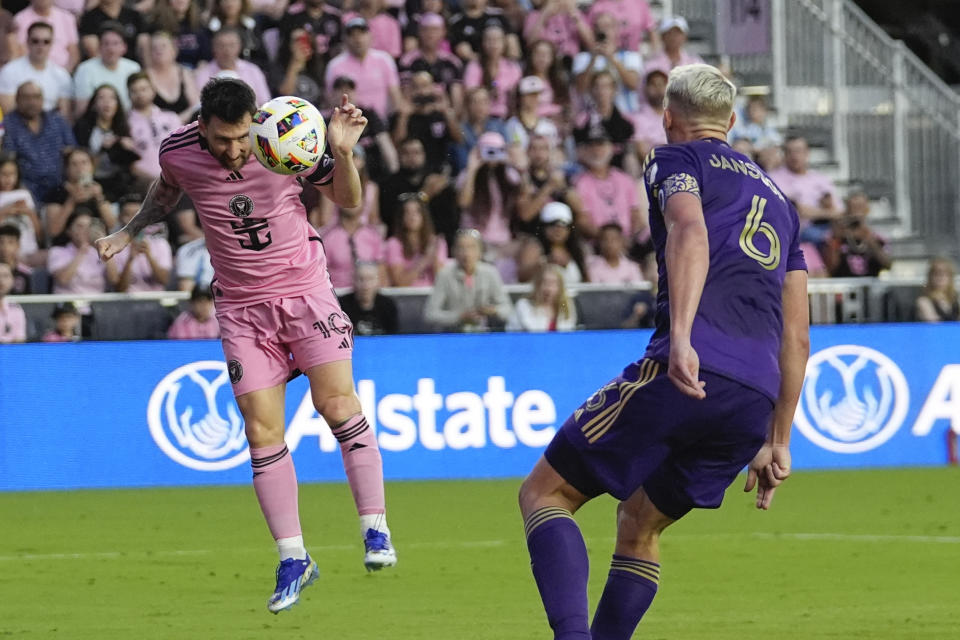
[193,27,271,106]
[448,0,519,63]
[167,285,220,339]
[539,201,588,284]
[41,302,81,342]
[424,228,513,332]
[573,128,643,240]
[390,70,462,174]
[457,131,522,256]
[338,261,398,335]
[572,12,641,114]
[523,39,569,119]
[463,23,522,119]
[0,21,72,118]
[631,68,668,159]
[351,0,402,59]
[506,263,577,333]
[278,0,343,68]
[398,12,464,112]
[523,0,593,60]
[573,70,636,172]
[325,16,405,121]
[454,86,508,174]
[0,261,26,343]
[0,224,32,294]
[11,0,80,72]
[400,0,449,51]
[324,76,398,181]
[504,76,560,159]
[127,72,182,185]
[73,22,142,116]
[113,193,173,292]
[587,222,644,285]
[78,0,143,61]
[515,134,586,238]
[643,16,703,76]
[587,0,657,54]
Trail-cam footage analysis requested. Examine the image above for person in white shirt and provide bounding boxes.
[0,21,72,117]
[507,263,578,332]
[571,12,641,114]
[73,21,141,115]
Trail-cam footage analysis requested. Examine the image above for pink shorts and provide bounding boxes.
[216,288,354,396]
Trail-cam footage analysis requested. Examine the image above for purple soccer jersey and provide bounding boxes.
[641,138,807,401]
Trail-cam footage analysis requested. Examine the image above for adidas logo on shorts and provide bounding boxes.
[337,337,351,349]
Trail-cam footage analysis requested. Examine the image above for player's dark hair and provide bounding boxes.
[0,223,21,240]
[27,21,54,38]
[199,78,257,124]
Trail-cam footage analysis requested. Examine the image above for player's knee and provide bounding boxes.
[313,392,361,425]
[616,500,668,551]
[244,418,284,448]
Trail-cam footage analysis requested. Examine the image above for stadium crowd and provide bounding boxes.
[0,0,942,343]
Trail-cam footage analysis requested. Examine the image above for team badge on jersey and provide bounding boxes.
[228,359,244,384]
[229,194,254,218]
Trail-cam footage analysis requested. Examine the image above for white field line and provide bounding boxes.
[1,531,958,562]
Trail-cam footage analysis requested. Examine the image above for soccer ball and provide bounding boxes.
[249,96,327,175]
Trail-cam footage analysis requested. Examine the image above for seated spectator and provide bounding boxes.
[353,0,402,59]
[506,263,577,332]
[573,70,636,172]
[381,137,458,246]
[41,301,81,342]
[457,132,522,256]
[523,0,593,61]
[0,261,26,343]
[620,290,656,329]
[313,144,380,230]
[587,223,644,285]
[167,285,220,339]
[424,228,512,331]
[453,86,507,173]
[73,84,140,201]
[44,148,117,239]
[73,22,142,116]
[205,0,265,67]
[643,16,703,76]
[572,12,641,114]
[0,21,72,117]
[0,154,41,260]
[385,194,448,286]
[398,12,463,111]
[1,81,75,205]
[390,71,461,173]
[539,201,587,284]
[325,16,404,122]
[276,0,342,72]
[497,232,545,284]
[448,0,517,63]
[504,76,560,157]
[915,257,959,322]
[141,0,211,69]
[822,191,892,278]
[11,0,80,72]
[320,193,386,289]
[586,0,657,53]
[78,0,143,61]
[515,133,586,237]
[0,9,11,68]
[194,27,271,106]
[144,30,200,124]
[326,77,397,182]
[113,193,172,292]
[573,128,643,239]
[272,26,326,108]
[47,209,119,294]
[731,94,782,148]
[173,231,213,291]
[127,72,182,186]
[339,260,399,335]
[768,136,843,243]
[631,68,668,160]
[0,224,32,294]
[463,23,522,119]
[523,39,569,118]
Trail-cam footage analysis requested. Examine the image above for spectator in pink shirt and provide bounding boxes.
[463,23,522,119]
[11,0,80,71]
[572,128,643,239]
[523,0,593,59]
[41,302,81,342]
[643,16,703,76]
[127,72,183,185]
[587,0,657,54]
[350,0,401,58]
[768,135,843,243]
[385,195,448,287]
[457,131,522,255]
[193,27,271,106]
[586,223,644,285]
[47,210,119,294]
[167,285,220,339]
[325,16,405,121]
[0,261,27,343]
[113,194,173,292]
[631,68,668,159]
[320,192,387,289]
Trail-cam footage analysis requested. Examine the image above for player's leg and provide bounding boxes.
[590,488,676,640]
[304,359,395,570]
[518,456,593,640]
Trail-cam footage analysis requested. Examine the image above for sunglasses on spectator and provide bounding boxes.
[29,38,52,45]
[399,191,428,203]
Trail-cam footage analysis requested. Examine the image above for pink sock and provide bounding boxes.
[331,415,385,516]
[250,444,302,540]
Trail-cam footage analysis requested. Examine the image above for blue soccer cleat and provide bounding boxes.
[267,555,318,613]
[363,528,397,572]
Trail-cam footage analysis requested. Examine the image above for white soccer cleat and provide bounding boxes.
[363,528,397,572]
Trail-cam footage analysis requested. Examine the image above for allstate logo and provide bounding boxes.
[795,345,909,453]
[147,360,249,471]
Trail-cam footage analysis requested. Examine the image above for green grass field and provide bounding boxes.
[1,468,958,639]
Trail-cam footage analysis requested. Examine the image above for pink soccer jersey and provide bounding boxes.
[158,122,336,310]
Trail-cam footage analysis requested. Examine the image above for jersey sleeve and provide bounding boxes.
[643,144,704,214]
[306,148,336,186]
[785,201,808,272]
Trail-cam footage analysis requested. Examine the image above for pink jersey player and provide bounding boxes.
[95,78,396,614]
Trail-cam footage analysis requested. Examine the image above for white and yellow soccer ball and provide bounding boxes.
[249,96,327,175]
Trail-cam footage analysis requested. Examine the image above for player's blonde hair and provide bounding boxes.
[664,63,737,124]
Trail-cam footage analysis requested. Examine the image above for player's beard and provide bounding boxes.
[216,150,250,172]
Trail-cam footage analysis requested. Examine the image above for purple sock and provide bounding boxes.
[590,554,660,640]
[523,507,591,640]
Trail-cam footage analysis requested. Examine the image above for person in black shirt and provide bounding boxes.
[381,137,458,246]
[78,0,143,60]
[278,0,342,70]
[573,69,636,172]
[390,70,462,174]
[339,261,399,335]
[448,0,518,62]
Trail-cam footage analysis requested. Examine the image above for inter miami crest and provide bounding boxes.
[228,359,243,384]
[229,194,254,218]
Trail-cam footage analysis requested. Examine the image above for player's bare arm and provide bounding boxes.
[663,190,709,399]
[745,268,810,509]
[313,94,368,208]
[95,177,183,261]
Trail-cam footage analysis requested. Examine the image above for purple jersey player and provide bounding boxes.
[518,64,810,640]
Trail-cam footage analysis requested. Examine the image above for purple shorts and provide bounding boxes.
[544,358,773,520]
[216,288,354,396]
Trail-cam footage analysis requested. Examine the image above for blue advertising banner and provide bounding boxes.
[1,325,958,491]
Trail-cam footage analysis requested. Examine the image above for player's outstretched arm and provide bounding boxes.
[95,177,183,261]
[745,269,809,509]
[664,191,709,400]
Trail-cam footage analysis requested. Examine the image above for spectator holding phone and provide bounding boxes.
[571,12,641,114]
[822,190,891,278]
[391,70,462,173]
[457,131,522,256]
[112,193,173,292]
